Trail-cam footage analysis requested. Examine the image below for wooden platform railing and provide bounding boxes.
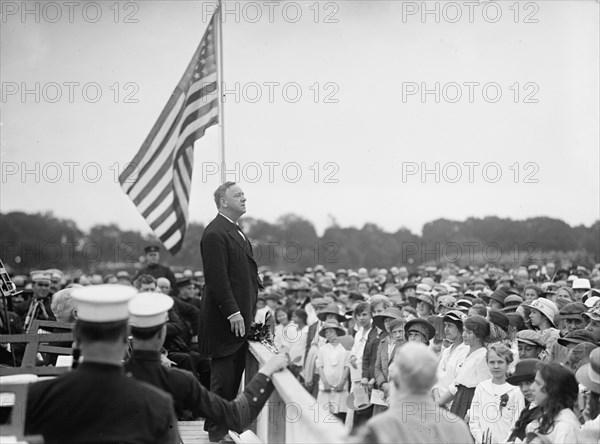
[245,342,346,444]
[0,320,74,377]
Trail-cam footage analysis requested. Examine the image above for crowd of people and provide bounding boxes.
[2,256,600,443]
[258,262,600,443]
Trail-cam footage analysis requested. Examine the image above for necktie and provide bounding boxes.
[236,227,246,241]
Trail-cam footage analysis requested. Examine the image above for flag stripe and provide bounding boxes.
[141,186,171,219]
[130,103,217,205]
[162,227,183,251]
[126,77,217,190]
[120,93,185,188]
[138,173,172,216]
[146,191,174,228]
[119,10,219,255]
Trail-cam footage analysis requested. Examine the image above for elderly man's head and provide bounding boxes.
[156,277,172,295]
[51,286,81,323]
[390,342,438,398]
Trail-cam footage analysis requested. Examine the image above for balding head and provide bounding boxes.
[156,277,171,295]
[391,342,438,396]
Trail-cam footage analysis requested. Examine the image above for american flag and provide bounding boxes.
[119,10,220,255]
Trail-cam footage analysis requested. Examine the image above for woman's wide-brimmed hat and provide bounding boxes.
[317,303,347,323]
[319,319,346,338]
[372,307,403,331]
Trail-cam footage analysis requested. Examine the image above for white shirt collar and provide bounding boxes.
[219,213,236,225]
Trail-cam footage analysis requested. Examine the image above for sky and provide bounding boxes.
[1,0,599,238]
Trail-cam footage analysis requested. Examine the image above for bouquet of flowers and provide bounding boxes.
[248,311,278,354]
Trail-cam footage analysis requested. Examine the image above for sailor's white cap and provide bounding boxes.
[128,293,174,328]
[72,285,137,322]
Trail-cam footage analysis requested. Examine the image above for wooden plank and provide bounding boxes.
[30,320,74,331]
[266,390,285,444]
[245,349,259,435]
[37,345,72,355]
[0,333,73,343]
[178,420,210,444]
[0,366,70,377]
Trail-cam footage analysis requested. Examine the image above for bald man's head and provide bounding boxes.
[391,342,438,395]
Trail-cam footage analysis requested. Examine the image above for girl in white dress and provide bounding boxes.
[469,343,525,443]
[316,320,351,421]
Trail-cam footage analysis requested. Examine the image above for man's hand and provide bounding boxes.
[258,353,290,377]
[229,313,245,337]
[160,354,177,368]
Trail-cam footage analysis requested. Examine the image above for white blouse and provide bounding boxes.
[449,347,492,395]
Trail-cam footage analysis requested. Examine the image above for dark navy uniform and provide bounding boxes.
[125,349,274,428]
[25,361,178,444]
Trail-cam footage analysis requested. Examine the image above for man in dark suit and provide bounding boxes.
[199,182,261,443]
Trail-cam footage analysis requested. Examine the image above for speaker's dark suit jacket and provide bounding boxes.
[199,214,260,359]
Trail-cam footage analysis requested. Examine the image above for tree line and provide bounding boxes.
[1,211,598,275]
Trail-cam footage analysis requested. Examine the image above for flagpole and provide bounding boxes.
[216,0,226,183]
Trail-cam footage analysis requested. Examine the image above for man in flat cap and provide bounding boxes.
[126,292,289,427]
[199,182,262,443]
[135,244,177,292]
[25,285,178,444]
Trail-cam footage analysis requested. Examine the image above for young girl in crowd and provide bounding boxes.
[316,320,351,421]
[506,359,542,442]
[438,315,492,419]
[432,310,469,409]
[274,307,291,350]
[469,343,525,444]
[526,362,580,443]
[523,299,560,362]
